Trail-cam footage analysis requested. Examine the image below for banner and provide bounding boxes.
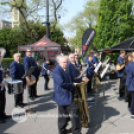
[82,28,96,59]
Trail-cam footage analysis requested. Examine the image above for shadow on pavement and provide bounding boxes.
[86,95,120,134]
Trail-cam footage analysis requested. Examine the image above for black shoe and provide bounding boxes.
[19,104,24,108]
[0,118,6,123]
[4,115,11,119]
[34,95,39,98]
[29,97,35,101]
[45,88,50,90]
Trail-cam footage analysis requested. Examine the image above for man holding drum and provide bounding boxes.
[10,53,26,108]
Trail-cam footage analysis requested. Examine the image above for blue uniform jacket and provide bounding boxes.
[67,62,82,83]
[86,60,95,79]
[23,56,38,77]
[10,61,26,85]
[125,63,131,86]
[85,56,88,63]
[92,55,99,65]
[41,62,51,76]
[0,69,3,83]
[53,64,76,106]
[75,60,82,69]
[126,62,134,91]
[116,56,125,77]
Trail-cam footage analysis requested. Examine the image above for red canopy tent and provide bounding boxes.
[18,35,61,59]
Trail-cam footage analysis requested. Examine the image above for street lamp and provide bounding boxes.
[46,0,50,38]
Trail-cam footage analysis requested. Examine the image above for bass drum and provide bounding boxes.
[7,80,23,95]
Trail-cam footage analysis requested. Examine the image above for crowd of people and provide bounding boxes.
[1,49,134,134]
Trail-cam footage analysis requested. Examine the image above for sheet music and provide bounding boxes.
[104,58,111,64]
[100,64,110,79]
[94,62,102,73]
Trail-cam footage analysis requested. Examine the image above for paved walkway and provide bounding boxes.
[0,76,134,134]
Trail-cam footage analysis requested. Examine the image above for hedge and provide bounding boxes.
[1,58,24,68]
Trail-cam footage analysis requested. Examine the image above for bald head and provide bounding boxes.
[13,53,20,62]
[58,56,69,69]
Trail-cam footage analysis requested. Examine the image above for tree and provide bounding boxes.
[95,0,134,50]
[66,0,100,50]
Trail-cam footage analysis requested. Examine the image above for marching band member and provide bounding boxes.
[86,52,95,94]
[75,52,82,71]
[125,56,132,110]
[0,51,10,123]
[92,51,99,66]
[10,53,26,108]
[53,55,82,134]
[116,50,126,97]
[68,53,88,83]
[41,59,52,90]
[24,49,39,100]
[125,52,134,119]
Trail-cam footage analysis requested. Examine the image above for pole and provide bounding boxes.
[46,0,50,38]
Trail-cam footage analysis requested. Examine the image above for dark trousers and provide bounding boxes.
[28,78,37,97]
[14,93,23,107]
[58,102,81,134]
[125,86,131,108]
[131,92,134,115]
[0,88,6,119]
[44,75,49,89]
[119,77,125,96]
[87,79,92,93]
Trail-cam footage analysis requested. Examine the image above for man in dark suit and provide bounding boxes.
[24,49,39,100]
[75,52,82,71]
[86,53,95,94]
[92,51,99,66]
[117,50,126,97]
[53,55,82,134]
[68,53,88,83]
[10,53,26,108]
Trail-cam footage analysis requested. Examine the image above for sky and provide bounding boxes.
[59,0,88,38]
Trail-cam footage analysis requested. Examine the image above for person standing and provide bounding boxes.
[24,49,39,100]
[68,53,88,83]
[125,52,134,119]
[92,51,99,66]
[41,59,52,90]
[125,56,132,110]
[116,50,126,97]
[75,53,82,71]
[53,55,82,134]
[10,53,26,108]
[86,52,95,94]
[0,51,10,123]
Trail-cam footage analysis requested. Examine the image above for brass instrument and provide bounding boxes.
[74,82,90,127]
[92,75,100,93]
[26,75,36,86]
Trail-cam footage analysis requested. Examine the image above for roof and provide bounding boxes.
[98,37,134,53]
[18,35,61,51]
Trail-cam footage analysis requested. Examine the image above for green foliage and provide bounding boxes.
[1,58,24,68]
[66,0,100,51]
[95,0,134,55]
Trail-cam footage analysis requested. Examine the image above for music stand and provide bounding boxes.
[24,67,36,115]
[100,64,110,121]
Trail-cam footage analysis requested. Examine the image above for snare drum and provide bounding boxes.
[7,80,23,95]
